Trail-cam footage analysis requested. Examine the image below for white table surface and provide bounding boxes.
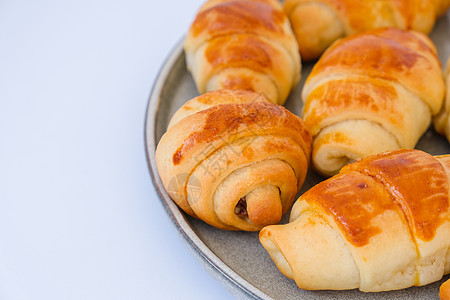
[0,1,235,299]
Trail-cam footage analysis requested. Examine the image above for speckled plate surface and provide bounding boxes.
[145,12,450,300]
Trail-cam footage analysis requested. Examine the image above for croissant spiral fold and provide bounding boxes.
[155,90,312,231]
[260,149,450,292]
[185,0,301,105]
[302,28,445,176]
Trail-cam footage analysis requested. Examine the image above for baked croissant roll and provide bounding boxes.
[284,0,450,61]
[302,28,445,177]
[442,279,450,300]
[434,57,450,141]
[260,149,450,292]
[155,89,312,231]
[184,0,301,105]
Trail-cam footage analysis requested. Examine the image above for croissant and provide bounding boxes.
[155,89,312,231]
[284,0,450,61]
[260,149,450,292]
[184,0,301,105]
[301,28,445,177]
[434,57,450,141]
[442,279,450,300]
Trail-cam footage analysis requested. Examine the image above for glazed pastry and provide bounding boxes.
[260,149,450,292]
[155,89,312,231]
[434,57,450,141]
[441,279,450,300]
[302,28,445,176]
[284,0,450,61]
[184,0,301,105]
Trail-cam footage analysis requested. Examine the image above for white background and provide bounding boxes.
[0,0,235,299]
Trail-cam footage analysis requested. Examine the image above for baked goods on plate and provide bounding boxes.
[147,3,450,299]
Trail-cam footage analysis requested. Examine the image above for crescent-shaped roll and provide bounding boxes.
[301,28,446,177]
[155,89,312,231]
[260,149,450,292]
[184,0,301,105]
[434,57,450,141]
[284,0,450,61]
[442,279,450,300]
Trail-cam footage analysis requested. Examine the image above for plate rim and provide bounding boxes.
[144,38,270,300]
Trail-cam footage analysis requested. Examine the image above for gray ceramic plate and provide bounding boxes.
[145,12,450,300]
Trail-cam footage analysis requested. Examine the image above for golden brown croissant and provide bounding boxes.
[301,28,445,177]
[155,89,312,231]
[260,149,450,292]
[442,279,450,300]
[434,57,450,141]
[284,0,450,61]
[184,0,301,105]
